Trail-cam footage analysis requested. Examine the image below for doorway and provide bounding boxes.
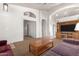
[24,20,36,39]
[42,19,46,37]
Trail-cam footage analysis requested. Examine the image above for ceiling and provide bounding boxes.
[10,3,79,19]
[54,7,79,19]
[11,3,61,11]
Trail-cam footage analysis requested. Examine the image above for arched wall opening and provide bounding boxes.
[49,4,79,39]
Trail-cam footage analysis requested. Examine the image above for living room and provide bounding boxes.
[1,3,79,56]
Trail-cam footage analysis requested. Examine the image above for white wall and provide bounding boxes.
[19,5,49,38]
[0,4,50,43]
[49,14,57,39]
[0,6,23,43]
[39,10,49,37]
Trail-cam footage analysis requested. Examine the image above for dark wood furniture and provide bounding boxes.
[56,20,79,39]
[29,38,53,55]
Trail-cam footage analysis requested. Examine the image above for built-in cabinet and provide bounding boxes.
[56,20,79,39]
[61,32,79,39]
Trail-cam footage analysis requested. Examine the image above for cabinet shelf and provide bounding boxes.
[56,20,79,39]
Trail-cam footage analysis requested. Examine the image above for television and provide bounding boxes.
[61,24,76,32]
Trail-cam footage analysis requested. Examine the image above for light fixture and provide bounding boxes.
[74,23,79,31]
[3,3,8,12]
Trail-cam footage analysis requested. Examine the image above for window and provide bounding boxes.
[24,11,36,18]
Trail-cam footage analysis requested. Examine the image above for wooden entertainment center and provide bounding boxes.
[56,20,79,39]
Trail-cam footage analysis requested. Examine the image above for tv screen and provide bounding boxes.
[61,24,76,32]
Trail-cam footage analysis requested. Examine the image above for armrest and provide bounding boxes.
[0,45,12,53]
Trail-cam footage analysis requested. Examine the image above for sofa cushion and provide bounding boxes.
[0,50,13,56]
[0,40,7,46]
[0,45,11,53]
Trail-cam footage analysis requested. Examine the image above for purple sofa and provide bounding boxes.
[42,39,79,56]
[0,40,13,56]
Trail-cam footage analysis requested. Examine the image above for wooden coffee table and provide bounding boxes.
[29,38,53,55]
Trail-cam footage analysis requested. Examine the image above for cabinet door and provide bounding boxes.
[73,32,79,39]
[56,32,61,39]
[57,23,61,32]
